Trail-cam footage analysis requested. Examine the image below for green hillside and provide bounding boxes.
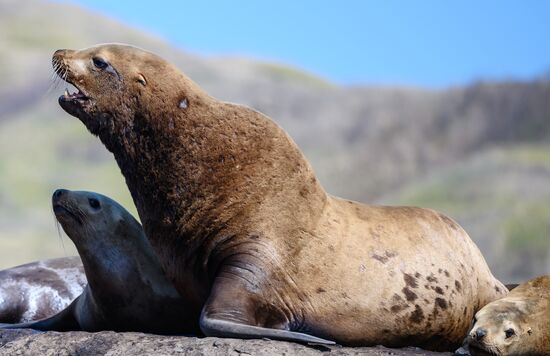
[0,0,548,282]
[0,98,135,267]
[385,145,550,281]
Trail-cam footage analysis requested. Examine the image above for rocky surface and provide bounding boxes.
[0,329,451,355]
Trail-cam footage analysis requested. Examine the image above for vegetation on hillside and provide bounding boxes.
[0,0,548,282]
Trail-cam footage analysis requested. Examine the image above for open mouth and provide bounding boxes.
[57,81,93,119]
[60,83,89,103]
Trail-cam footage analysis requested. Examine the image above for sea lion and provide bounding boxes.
[0,257,85,323]
[52,44,507,350]
[466,275,550,356]
[1,189,198,334]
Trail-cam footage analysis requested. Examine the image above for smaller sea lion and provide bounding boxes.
[1,189,198,334]
[466,275,550,356]
[0,257,85,323]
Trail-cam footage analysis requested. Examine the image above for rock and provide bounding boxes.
[0,330,450,355]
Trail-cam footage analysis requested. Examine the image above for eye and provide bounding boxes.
[88,198,101,209]
[92,57,108,69]
[505,328,515,339]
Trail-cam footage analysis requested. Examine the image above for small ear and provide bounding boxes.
[136,73,147,86]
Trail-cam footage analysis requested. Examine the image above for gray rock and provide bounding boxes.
[0,330,450,355]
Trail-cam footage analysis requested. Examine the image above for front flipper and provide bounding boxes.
[200,257,335,345]
[200,315,335,345]
[0,298,80,331]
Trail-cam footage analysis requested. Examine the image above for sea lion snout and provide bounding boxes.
[52,49,65,66]
[52,49,74,74]
[52,49,76,61]
[52,49,66,59]
[52,188,68,202]
[52,189,76,220]
[473,327,487,340]
[52,189,70,212]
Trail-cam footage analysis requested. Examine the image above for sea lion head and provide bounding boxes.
[52,44,202,144]
[467,298,535,356]
[52,189,143,251]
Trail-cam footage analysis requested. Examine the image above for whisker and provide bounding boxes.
[46,59,70,97]
[74,206,88,226]
[51,208,67,256]
[47,61,63,95]
[48,66,55,93]
[47,74,60,95]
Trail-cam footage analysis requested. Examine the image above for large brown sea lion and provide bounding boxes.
[1,189,198,334]
[52,44,506,350]
[466,275,550,356]
[0,257,85,324]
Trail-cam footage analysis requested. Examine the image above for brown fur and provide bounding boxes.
[467,275,550,356]
[53,44,506,350]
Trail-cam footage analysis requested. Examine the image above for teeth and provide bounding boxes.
[64,89,69,97]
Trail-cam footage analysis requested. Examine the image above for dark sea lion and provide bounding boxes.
[466,275,550,356]
[1,189,198,334]
[52,44,506,349]
[0,257,85,323]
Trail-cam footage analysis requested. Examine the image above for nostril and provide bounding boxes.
[53,189,67,201]
[475,327,487,340]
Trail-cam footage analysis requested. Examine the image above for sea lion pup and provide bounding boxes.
[0,257,85,323]
[466,275,550,356]
[53,44,506,349]
[1,189,198,334]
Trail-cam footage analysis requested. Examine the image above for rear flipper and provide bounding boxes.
[0,299,79,331]
[200,315,335,345]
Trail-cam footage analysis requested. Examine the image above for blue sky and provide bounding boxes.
[68,0,550,87]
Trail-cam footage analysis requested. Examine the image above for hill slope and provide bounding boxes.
[0,0,548,281]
